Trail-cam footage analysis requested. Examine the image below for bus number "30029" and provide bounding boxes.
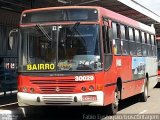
[75,76,94,81]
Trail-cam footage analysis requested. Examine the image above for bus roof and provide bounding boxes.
[22,6,155,34]
[98,7,155,34]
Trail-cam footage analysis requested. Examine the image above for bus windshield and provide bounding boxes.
[20,24,102,72]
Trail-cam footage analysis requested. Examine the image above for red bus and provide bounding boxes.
[157,37,160,81]
[9,6,158,115]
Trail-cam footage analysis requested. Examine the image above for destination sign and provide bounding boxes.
[27,64,55,70]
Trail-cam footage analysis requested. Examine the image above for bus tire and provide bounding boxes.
[139,79,148,102]
[106,87,119,115]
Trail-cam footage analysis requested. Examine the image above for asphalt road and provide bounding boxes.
[0,83,160,120]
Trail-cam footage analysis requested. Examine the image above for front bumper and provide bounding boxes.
[17,91,104,106]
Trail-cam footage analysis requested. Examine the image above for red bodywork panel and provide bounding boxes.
[18,74,97,94]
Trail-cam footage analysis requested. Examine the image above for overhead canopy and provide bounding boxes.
[0,0,160,36]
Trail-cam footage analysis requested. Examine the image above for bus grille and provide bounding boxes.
[42,95,73,104]
[30,80,84,84]
[30,79,83,94]
[39,86,75,94]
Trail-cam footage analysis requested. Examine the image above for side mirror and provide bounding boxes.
[8,29,18,50]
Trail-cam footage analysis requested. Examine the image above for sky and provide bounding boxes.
[134,0,160,16]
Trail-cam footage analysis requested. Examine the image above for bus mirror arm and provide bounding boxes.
[8,28,18,50]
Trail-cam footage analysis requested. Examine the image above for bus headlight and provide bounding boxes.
[30,88,35,93]
[81,87,86,92]
[89,85,94,91]
[22,87,27,92]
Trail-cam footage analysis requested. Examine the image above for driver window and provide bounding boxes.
[102,18,112,70]
[102,24,111,54]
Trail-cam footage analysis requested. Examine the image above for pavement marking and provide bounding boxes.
[138,110,147,114]
[0,102,18,108]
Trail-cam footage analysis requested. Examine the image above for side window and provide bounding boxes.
[141,32,145,43]
[102,25,107,54]
[150,35,154,56]
[151,35,154,45]
[149,34,152,56]
[152,35,157,56]
[135,29,139,42]
[135,29,142,56]
[112,22,121,55]
[129,27,136,56]
[154,36,157,56]
[141,32,147,56]
[103,25,111,54]
[102,18,113,70]
[103,26,111,54]
[146,33,151,56]
[112,22,118,38]
[147,34,151,44]
[129,27,133,40]
[121,25,129,55]
[121,25,125,39]
[116,24,121,39]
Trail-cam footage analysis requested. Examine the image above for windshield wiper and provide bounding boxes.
[35,24,52,41]
[70,22,86,44]
[73,21,80,29]
[73,22,87,47]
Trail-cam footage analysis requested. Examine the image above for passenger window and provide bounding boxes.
[141,32,147,56]
[112,22,121,55]
[135,30,142,56]
[121,25,129,55]
[102,25,111,54]
[129,28,136,56]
